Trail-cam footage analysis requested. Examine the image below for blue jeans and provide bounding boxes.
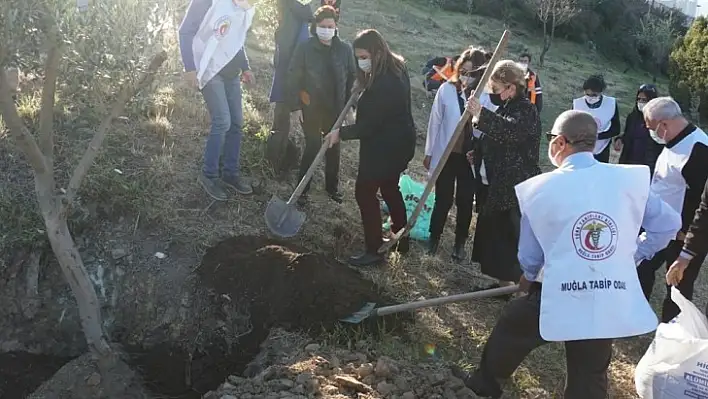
[201,74,244,179]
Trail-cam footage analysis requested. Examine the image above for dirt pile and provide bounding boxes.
[188,235,410,396]
[28,352,150,399]
[197,235,401,334]
[204,340,480,399]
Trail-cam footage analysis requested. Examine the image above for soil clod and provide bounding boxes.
[197,235,402,334]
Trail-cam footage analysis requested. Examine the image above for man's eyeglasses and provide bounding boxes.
[546,132,577,144]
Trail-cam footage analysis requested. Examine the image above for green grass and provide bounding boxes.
[335,0,668,170]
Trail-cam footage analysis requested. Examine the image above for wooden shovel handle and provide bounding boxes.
[374,285,519,317]
[378,30,512,254]
[287,90,362,205]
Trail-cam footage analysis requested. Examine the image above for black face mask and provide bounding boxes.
[489,92,504,106]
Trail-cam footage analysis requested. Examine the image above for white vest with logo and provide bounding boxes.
[652,126,708,214]
[192,0,256,89]
[572,96,617,155]
[515,160,658,341]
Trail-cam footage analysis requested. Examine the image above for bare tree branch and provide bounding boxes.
[526,0,580,66]
[63,50,168,207]
[39,42,62,173]
[0,68,49,175]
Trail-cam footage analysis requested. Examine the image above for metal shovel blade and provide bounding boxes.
[264,194,306,238]
[339,302,377,324]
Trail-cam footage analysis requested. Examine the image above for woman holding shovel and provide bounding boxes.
[325,29,416,267]
[287,5,357,204]
[465,60,541,295]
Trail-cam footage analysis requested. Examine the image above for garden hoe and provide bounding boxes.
[265,90,361,238]
[340,284,519,324]
[378,29,512,254]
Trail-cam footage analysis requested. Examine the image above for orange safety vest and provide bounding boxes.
[431,57,453,82]
[527,73,537,104]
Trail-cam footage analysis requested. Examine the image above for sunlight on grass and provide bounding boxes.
[15,92,41,122]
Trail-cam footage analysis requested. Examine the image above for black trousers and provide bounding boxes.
[593,143,611,163]
[474,180,488,214]
[272,102,291,137]
[472,284,613,398]
[299,106,340,194]
[637,239,707,323]
[473,207,523,283]
[429,152,475,243]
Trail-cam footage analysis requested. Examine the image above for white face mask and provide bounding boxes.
[520,62,529,72]
[547,137,561,167]
[649,127,666,145]
[637,102,647,112]
[585,95,601,105]
[358,59,372,73]
[316,27,336,41]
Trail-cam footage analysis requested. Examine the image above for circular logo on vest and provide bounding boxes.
[572,211,618,261]
[213,16,231,39]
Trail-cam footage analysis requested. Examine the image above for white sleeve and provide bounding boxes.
[479,92,498,112]
[425,85,445,157]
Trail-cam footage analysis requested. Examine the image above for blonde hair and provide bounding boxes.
[489,60,526,95]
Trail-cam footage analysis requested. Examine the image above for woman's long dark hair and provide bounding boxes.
[352,29,405,89]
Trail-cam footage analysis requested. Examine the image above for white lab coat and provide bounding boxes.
[424,82,496,183]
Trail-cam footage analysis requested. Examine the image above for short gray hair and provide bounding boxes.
[551,110,597,153]
[643,97,683,121]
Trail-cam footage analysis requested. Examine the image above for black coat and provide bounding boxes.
[684,179,708,261]
[340,67,416,180]
[618,109,663,175]
[287,36,356,114]
[474,95,541,214]
[275,0,312,67]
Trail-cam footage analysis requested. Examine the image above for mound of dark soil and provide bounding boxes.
[198,235,398,333]
[127,236,407,399]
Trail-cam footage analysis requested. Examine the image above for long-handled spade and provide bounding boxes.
[378,30,512,254]
[265,90,361,238]
[340,285,519,324]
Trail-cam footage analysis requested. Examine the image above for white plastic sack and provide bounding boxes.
[635,287,708,398]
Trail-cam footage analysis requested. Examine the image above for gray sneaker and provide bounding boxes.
[222,174,253,195]
[198,175,228,201]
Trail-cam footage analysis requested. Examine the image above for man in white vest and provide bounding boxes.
[637,96,708,323]
[452,110,681,398]
[179,0,256,201]
[571,75,621,163]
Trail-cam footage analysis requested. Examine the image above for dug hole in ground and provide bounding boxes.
[5,231,478,398]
